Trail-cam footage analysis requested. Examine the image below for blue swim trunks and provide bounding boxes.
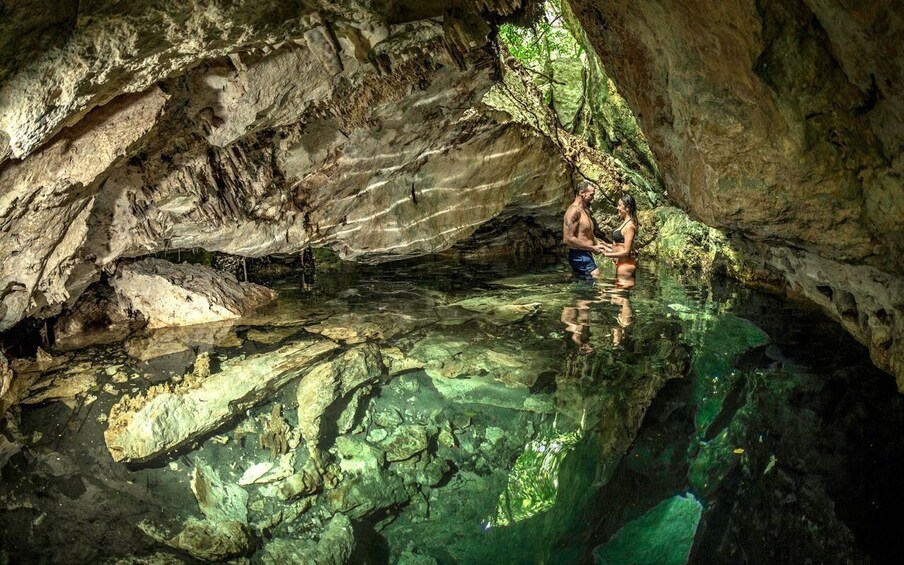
[568,249,598,277]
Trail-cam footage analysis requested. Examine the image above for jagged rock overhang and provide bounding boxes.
[0,1,572,332]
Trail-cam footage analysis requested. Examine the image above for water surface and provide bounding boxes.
[2,257,902,564]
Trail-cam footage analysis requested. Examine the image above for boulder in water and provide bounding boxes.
[296,344,385,458]
[111,258,276,329]
[261,513,354,565]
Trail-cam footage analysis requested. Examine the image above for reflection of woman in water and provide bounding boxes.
[602,194,639,288]
[609,291,634,347]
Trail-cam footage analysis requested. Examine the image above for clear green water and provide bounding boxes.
[2,257,903,564]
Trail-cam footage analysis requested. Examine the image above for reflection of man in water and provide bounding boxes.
[561,287,634,353]
[562,180,611,281]
[561,298,594,354]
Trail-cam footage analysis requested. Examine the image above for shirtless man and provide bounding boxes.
[562,180,610,280]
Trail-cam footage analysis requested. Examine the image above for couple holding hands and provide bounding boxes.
[563,180,638,287]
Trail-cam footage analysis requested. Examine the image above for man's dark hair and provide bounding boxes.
[575,179,597,195]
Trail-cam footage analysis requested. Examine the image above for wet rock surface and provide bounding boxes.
[104,338,339,462]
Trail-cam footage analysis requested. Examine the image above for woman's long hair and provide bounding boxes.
[620,193,638,226]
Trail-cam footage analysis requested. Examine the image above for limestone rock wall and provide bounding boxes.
[0,0,571,332]
[568,0,903,273]
[568,0,904,384]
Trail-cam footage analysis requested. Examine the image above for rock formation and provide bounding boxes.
[0,0,570,334]
[111,258,276,328]
[567,0,904,385]
[141,460,254,561]
[296,344,386,458]
[104,337,339,462]
[1,0,902,390]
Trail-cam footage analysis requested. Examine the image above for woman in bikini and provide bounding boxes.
[603,194,639,288]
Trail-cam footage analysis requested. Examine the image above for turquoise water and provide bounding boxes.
[2,257,903,564]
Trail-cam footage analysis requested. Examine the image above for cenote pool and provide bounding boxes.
[2,256,903,564]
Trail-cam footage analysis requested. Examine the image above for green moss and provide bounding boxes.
[646,207,733,273]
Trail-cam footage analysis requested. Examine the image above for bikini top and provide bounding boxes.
[612,219,632,243]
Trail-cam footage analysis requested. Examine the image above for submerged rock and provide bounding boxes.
[296,344,385,457]
[191,461,249,524]
[428,372,555,414]
[110,552,188,565]
[277,460,324,501]
[407,332,558,388]
[261,513,354,565]
[335,436,385,476]
[259,403,292,458]
[446,297,542,325]
[326,468,413,521]
[21,366,96,408]
[304,310,437,345]
[166,519,252,563]
[379,425,430,463]
[0,433,20,470]
[141,461,253,562]
[112,258,276,329]
[104,338,339,462]
[0,351,12,399]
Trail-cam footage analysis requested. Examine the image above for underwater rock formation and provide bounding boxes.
[296,344,386,458]
[104,338,338,462]
[141,460,254,561]
[0,352,11,401]
[261,513,355,565]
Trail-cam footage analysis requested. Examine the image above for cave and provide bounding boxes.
[1,0,903,563]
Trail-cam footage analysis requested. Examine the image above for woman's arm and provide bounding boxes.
[604,223,636,258]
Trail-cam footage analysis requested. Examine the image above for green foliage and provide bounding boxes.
[495,0,662,193]
[498,0,580,69]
